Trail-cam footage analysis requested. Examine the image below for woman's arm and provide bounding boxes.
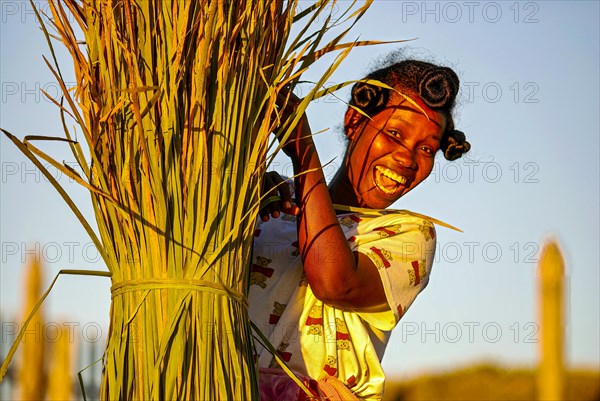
[285,112,388,311]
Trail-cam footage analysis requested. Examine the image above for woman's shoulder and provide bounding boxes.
[336,209,437,238]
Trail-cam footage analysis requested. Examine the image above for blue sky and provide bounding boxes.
[1,0,598,380]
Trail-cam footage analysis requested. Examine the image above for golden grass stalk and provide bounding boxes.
[15,257,46,401]
[0,1,408,399]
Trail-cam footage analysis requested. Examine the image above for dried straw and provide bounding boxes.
[0,1,409,399]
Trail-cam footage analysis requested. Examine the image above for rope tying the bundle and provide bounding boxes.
[111,278,248,308]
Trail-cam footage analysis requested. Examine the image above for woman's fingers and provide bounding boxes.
[260,172,283,220]
[259,172,298,220]
[260,173,276,221]
[275,90,302,128]
[283,203,300,216]
[273,173,293,209]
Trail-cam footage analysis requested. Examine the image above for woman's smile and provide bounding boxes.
[373,165,412,196]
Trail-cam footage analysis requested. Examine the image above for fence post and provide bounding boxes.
[537,240,565,400]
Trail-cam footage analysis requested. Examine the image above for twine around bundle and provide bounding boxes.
[110,278,248,308]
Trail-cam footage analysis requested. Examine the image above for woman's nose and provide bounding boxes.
[392,146,417,169]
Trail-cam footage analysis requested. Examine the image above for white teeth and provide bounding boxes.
[375,166,407,185]
[374,166,409,196]
[377,183,398,195]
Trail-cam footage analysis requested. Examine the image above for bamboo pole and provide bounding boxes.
[537,240,565,400]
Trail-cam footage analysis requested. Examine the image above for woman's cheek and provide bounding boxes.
[418,159,436,183]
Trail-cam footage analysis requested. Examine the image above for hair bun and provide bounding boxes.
[350,81,389,115]
[442,129,471,161]
[418,67,459,109]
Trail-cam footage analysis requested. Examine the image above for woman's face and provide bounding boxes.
[343,92,447,209]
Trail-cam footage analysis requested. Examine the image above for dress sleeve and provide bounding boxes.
[348,213,437,331]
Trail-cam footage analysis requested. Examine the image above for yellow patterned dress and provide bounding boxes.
[249,210,437,400]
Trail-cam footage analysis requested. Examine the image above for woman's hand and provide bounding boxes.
[274,90,314,161]
[259,171,299,222]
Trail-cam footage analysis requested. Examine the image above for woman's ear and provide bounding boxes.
[344,107,365,141]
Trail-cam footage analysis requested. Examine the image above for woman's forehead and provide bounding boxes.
[384,94,446,129]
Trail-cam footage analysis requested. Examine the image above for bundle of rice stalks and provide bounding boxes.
[0,0,395,399]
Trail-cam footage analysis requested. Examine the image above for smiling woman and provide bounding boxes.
[337,91,447,207]
[251,59,471,400]
[333,60,469,209]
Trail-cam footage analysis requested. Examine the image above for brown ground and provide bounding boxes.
[383,363,600,401]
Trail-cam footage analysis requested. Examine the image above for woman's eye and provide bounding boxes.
[387,130,401,138]
[420,146,434,155]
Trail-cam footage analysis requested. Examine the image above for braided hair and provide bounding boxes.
[349,60,470,161]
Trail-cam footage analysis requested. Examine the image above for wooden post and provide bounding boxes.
[15,257,46,400]
[537,240,565,400]
[47,324,73,400]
